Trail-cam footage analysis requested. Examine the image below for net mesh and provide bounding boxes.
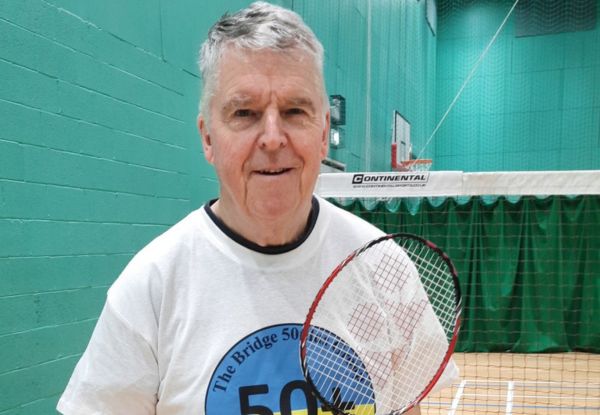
[319,172,600,415]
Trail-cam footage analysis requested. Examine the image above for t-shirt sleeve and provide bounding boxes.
[56,300,159,414]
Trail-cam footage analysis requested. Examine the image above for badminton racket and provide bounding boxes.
[300,233,461,414]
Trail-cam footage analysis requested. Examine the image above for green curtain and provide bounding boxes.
[334,195,600,353]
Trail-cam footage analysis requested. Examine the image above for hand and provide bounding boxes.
[405,405,421,415]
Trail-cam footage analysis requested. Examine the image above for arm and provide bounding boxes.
[57,301,159,414]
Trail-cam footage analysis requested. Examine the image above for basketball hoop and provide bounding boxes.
[396,159,432,172]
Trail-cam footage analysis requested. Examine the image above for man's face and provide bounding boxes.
[199,48,329,229]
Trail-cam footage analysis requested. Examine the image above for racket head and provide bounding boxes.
[300,233,462,415]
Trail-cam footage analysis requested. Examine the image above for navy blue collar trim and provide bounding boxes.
[204,197,320,255]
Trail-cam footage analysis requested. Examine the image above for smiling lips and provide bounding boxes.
[256,167,293,175]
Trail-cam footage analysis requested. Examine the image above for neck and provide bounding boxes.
[210,199,314,247]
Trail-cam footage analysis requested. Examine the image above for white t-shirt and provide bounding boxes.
[57,197,458,414]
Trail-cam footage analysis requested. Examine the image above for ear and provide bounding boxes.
[320,111,330,160]
[198,115,214,164]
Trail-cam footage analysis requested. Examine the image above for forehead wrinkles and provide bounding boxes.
[219,72,319,111]
[218,48,323,94]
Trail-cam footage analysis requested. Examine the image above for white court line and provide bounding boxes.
[460,392,600,401]
[505,381,515,415]
[447,380,467,415]
[464,379,600,388]
[517,394,600,401]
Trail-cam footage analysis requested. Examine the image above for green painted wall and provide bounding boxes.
[296,0,437,171]
[299,0,600,173]
[434,0,600,171]
[0,1,287,413]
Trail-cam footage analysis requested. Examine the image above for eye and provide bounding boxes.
[234,109,255,117]
[285,108,306,116]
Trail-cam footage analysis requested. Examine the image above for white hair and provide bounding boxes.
[198,1,328,121]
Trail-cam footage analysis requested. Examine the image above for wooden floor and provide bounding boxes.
[421,352,600,414]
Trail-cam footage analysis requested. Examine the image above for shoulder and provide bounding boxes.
[315,196,385,247]
[113,208,203,280]
[317,196,384,236]
[106,208,211,315]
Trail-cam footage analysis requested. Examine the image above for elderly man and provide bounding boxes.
[58,2,453,414]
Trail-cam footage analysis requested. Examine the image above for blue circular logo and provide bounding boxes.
[205,323,376,415]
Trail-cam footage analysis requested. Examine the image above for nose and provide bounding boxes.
[258,108,287,151]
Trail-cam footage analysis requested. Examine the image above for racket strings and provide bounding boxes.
[306,327,375,405]
[407,245,457,337]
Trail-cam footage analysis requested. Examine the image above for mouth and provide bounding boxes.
[256,167,293,176]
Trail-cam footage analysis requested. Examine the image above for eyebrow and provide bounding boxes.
[220,94,318,114]
[284,97,316,113]
[221,95,255,114]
